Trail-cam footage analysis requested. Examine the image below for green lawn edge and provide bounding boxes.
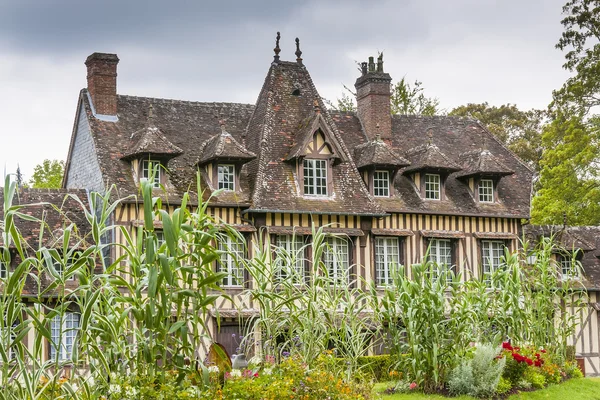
[373,378,600,399]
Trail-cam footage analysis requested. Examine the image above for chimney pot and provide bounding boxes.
[355,54,392,140]
[368,56,375,73]
[85,52,119,116]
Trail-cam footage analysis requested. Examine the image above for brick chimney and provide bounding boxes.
[85,52,119,116]
[354,53,392,140]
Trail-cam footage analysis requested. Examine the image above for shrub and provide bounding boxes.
[524,367,546,389]
[496,376,512,395]
[447,344,506,398]
[564,360,584,379]
[355,355,391,382]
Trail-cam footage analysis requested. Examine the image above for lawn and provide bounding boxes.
[373,378,600,399]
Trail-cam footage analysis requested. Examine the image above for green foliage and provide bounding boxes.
[532,115,600,225]
[390,77,441,116]
[28,159,64,188]
[524,367,547,389]
[564,361,584,379]
[356,355,392,382]
[449,103,546,172]
[496,376,512,395]
[448,344,506,398]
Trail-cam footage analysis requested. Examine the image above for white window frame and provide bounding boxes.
[50,312,80,361]
[374,237,400,287]
[425,173,441,200]
[218,164,235,191]
[373,170,390,197]
[54,260,76,281]
[560,255,579,280]
[323,236,350,285]
[303,159,328,197]
[478,179,494,203]
[218,235,245,287]
[141,159,162,188]
[1,322,17,361]
[429,238,453,281]
[155,230,166,248]
[482,240,505,282]
[275,235,305,284]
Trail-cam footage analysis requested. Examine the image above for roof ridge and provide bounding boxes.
[117,94,254,108]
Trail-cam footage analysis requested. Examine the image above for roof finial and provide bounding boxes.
[295,37,303,65]
[377,52,384,73]
[273,32,281,63]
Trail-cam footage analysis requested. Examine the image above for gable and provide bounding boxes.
[304,130,332,156]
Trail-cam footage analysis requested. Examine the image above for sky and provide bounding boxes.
[0,0,571,181]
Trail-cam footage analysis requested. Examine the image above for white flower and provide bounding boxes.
[208,365,219,373]
[108,384,121,395]
[125,387,138,398]
[248,355,262,365]
[263,367,273,375]
[230,369,242,377]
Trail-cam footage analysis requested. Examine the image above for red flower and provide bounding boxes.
[502,342,513,351]
[535,353,541,359]
[525,357,534,366]
[409,382,418,390]
[253,373,259,378]
[534,360,542,367]
[540,349,547,353]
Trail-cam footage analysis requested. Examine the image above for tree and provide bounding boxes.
[531,115,600,225]
[29,159,64,189]
[554,0,600,115]
[449,103,547,172]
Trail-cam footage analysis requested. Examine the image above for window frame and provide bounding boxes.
[478,178,495,203]
[481,240,506,283]
[0,260,6,279]
[427,238,455,281]
[373,170,390,198]
[559,253,580,281]
[140,159,163,188]
[275,235,306,284]
[322,236,350,285]
[49,312,80,362]
[374,236,402,287]
[424,173,441,200]
[303,158,328,197]
[217,234,246,288]
[217,164,236,191]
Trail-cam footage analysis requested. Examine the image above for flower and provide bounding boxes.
[282,351,290,357]
[208,365,220,374]
[502,342,513,351]
[409,382,418,390]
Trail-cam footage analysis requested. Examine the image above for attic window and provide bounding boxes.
[141,159,162,188]
[218,164,235,191]
[478,179,494,203]
[425,174,441,200]
[373,170,390,197]
[303,159,328,196]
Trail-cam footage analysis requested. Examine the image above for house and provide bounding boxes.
[61,37,536,360]
[523,224,600,375]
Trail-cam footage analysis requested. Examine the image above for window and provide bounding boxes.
[275,235,305,284]
[560,254,579,280]
[374,237,400,286]
[303,159,328,196]
[323,237,349,285]
[479,179,494,203]
[54,260,76,281]
[425,174,441,200]
[482,240,505,282]
[155,230,166,248]
[50,312,80,361]
[428,239,453,280]
[373,170,390,197]
[218,164,235,191]
[0,261,6,279]
[218,235,246,287]
[1,321,17,361]
[141,159,162,188]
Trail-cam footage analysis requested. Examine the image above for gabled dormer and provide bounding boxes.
[121,105,183,188]
[353,135,410,198]
[197,122,256,192]
[403,141,461,201]
[456,149,514,203]
[286,109,346,198]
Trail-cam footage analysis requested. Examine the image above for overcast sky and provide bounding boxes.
[0,0,571,181]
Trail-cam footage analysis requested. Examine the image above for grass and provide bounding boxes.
[373,378,600,399]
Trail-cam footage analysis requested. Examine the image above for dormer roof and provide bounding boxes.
[403,142,461,174]
[353,137,410,170]
[286,111,345,162]
[197,126,256,165]
[121,107,183,160]
[456,149,514,179]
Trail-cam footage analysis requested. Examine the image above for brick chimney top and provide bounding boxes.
[85,52,119,117]
[355,53,392,140]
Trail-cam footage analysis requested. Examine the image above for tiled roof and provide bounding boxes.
[353,137,409,169]
[403,143,462,174]
[197,127,256,165]
[456,149,514,179]
[524,225,600,291]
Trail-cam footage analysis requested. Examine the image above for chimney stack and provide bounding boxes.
[355,53,392,141]
[85,52,119,116]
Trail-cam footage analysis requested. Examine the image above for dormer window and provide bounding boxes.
[218,164,235,191]
[373,170,390,197]
[303,159,328,196]
[141,159,162,188]
[478,179,494,203]
[425,174,441,200]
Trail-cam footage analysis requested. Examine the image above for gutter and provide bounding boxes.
[241,208,389,218]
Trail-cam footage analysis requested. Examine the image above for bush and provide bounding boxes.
[496,376,512,395]
[356,355,392,382]
[447,344,506,398]
[564,361,584,379]
[524,367,546,389]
